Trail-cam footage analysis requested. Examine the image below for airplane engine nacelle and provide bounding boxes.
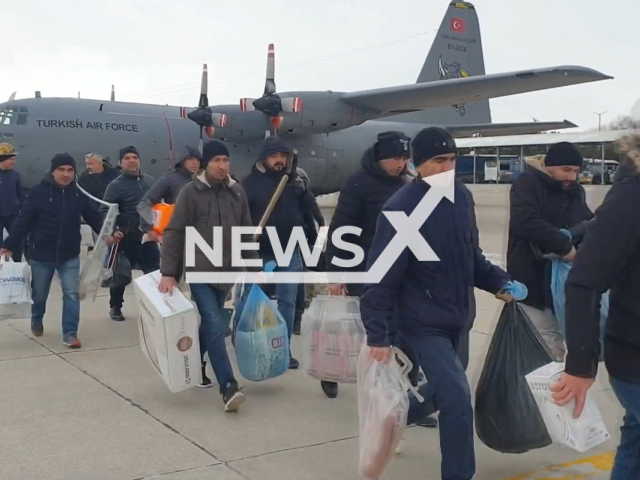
[273,91,374,135]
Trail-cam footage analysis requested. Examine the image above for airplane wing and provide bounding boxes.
[340,66,612,113]
[444,120,577,137]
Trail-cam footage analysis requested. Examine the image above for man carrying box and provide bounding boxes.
[159,140,262,412]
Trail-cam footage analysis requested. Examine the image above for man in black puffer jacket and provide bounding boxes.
[322,131,412,399]
[241,137,316,370]
[507,142,594,360]
[1,154,104,348]
[78,152,120,200]
[137,146,203,241]
[100,146,159,321]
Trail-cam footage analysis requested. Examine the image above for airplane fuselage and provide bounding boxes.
[0,97,429,195]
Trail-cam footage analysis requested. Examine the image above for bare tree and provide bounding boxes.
[608,115,640,130]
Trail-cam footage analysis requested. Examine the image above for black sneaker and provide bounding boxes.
[416,415,438,428]
[197,362,213,388]
[321,381,338,398]
[222,382,246,412]
[110,307,125,321]
[288,357,300,370]
[31,321,44,337]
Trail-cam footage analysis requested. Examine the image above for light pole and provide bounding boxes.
[594,111,607,131]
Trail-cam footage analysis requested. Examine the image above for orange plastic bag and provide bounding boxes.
[152,203,174,235]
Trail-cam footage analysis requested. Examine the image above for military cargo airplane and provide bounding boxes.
[0,0,612,195]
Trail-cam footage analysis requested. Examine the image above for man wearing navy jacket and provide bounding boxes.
[1,154,104,348]
[360,127,524,480]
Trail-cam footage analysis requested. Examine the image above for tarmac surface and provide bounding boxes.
[0,184,623,480]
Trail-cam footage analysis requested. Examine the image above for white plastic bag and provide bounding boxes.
[301,295,366,383]
[357,345,424,480]
[0,257,33,320]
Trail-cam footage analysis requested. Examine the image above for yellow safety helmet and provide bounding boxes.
[0,143,17,157]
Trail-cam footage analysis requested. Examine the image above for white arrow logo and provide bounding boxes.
[364,168,455,284]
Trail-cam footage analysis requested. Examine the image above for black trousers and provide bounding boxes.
[109,239,160,308]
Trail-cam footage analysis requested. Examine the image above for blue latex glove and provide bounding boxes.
[559,228,572,239]
[501,280,528,301]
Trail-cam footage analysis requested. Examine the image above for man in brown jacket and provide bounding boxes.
[158,140,261,412]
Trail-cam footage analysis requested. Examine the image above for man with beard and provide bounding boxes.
[78,152,119,200]
[322,131,415,401]
[507,142,594,360]
[241,137,316,370]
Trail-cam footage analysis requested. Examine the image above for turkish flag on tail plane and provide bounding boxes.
[450,17,466,33]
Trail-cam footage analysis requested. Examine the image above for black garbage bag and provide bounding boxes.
[100,243,132,289]
[474,301,554,453]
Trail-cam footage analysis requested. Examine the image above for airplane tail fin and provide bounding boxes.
[386,0,492,125]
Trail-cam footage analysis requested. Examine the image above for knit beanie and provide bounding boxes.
[202,140,230,163]
[411,127,457,167]
[119,146,140,161]
[375,131,411,161]
[545,142,584,167]
[50,153,76,172]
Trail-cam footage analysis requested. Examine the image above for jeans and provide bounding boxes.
[405,335,475,480]
[109,240,160,309]
[190,283,236,393]
[610,376,640,479]
[30,256,81,337]
[262,247,303,345]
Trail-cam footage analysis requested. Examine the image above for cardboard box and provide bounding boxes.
[525,362,611,453]
[133,270,202,393]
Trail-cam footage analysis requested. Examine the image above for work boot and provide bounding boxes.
[109,307,125,321]
[31,321,44,337]
[63,333,81,349]
[222,382,246,412]
[321,381,338,398]
[288,357,300,370]
[197,362,213,388]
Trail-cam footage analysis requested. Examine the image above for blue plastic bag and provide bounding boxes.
[232,272,290,382]
[551,259,608,362]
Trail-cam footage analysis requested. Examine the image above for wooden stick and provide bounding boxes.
[252,174,289,242]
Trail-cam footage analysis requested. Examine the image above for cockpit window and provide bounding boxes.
[0,106,28,125]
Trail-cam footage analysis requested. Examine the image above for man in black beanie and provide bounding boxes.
[507,141,594,360]
[100,146,159,321]
[360,127,519,480]
[159,140,261,412]
[1,153,104,348]
[322,131,413,400]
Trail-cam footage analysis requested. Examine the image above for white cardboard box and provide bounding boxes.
[525,362,611,453]
[133,270,202,393]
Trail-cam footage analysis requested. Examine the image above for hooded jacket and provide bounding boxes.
[325,146,413,283]
[241,137,316,257]
[564,132,640,384]
[137,147,202,233]
[100,169,156,241]
[506,156,594,311]
[77,161,120,200]
[1,175,103,263]
[160,170,260,292]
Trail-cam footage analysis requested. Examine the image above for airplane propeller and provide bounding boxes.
[239,44,302,136]
[186,64,228,152]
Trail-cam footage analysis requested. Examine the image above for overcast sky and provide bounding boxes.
[3,0,637,131]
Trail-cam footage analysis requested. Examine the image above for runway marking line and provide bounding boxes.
[502,451,615,480]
